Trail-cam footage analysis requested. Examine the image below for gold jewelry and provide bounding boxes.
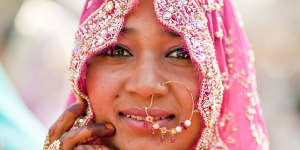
[43,135,50,150]
[144,81,195,143]
[48,139,62,150]
[73,98,94,128]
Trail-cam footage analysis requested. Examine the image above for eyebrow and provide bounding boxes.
[121,27,181,38]
[163,29,181,38]
[121,27,136,34]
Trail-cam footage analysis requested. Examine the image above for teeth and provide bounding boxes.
[136,116,143,121]
[125,115,144,121]
[124,114,168,121]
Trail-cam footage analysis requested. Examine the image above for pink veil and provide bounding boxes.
[67,0,269,149]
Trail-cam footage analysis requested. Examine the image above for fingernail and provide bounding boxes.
[104,123,114,130]
[90,124,115,137]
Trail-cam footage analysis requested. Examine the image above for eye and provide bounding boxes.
[99,45,132,57]
[166,47,190,59]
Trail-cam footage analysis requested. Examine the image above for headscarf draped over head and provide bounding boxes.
[68,0,269,149]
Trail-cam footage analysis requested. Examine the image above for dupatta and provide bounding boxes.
[67,0,269,149]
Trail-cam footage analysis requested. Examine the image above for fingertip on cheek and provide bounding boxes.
[104,123,115,130]
[89,124,116,137]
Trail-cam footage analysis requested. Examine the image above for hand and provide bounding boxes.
[47,102,115,150]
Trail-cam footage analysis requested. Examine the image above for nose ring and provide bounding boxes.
[144,80,195,143]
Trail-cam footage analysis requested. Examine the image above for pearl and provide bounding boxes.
[184,120,191,127]
[152,123,160,129]
[181,121,189,130]
[175,126,182,133]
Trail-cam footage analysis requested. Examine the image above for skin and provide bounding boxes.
[48,0,202,150]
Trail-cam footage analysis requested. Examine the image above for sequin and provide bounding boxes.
[163,11,172,20]
[105,1,114,12]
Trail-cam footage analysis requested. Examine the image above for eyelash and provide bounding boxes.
[99,45,190,59]
[99,45,132,57]
[165,47,190,59]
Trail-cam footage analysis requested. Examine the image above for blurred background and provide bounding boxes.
[0,0,299,149]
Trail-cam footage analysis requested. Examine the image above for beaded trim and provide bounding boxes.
[200,0,224,12]
[69,0,227,149]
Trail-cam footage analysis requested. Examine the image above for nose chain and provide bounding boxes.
[144,81,195,143]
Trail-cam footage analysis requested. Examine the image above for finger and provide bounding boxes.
[48,102,87,143]
[60,123,115,150]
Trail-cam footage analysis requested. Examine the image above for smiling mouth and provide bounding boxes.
[118,108,176,131]
[119,112,175,121]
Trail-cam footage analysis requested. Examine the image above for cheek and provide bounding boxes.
[86,66,119,122]
[174,68,200,103]
[173,65,201,125]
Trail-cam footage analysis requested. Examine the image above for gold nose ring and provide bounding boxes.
[144,80,195,143]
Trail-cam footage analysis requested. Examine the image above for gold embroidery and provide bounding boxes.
[199,0,224,12]
[215,16,224,39]
[246,92,269,148]
[225,29,235,73]
[219,112,233,127]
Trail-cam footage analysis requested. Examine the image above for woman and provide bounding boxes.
[45,0,269,149]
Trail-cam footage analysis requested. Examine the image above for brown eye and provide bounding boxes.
[99,45,132,57]
[166,47,190,59]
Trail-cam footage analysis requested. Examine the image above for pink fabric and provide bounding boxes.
[68,0,269,149]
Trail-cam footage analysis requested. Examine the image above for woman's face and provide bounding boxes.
[86,0,201,149]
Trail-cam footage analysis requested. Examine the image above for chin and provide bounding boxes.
[110,134,189,150]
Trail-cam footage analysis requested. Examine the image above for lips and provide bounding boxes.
[119,108,175,132]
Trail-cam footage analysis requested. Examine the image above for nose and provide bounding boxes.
[124,53,168,100]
